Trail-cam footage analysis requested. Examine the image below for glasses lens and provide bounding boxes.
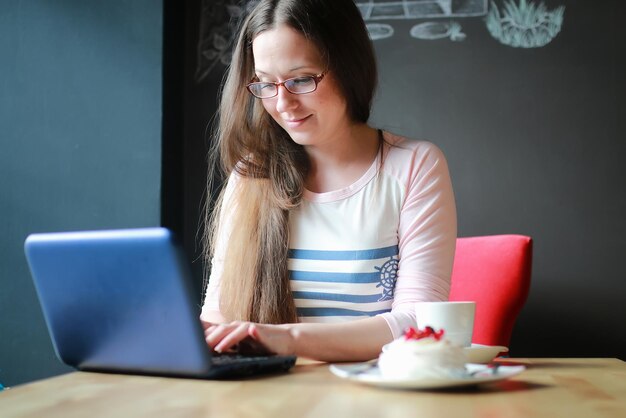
[285,76,316,94]
[248,82,277,98]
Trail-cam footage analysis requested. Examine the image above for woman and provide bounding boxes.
[200,0,456,362]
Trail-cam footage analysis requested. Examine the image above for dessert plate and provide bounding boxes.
[329,363,525,390]
[381,343,508,364]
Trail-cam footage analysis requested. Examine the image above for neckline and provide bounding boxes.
[303,130,384,203]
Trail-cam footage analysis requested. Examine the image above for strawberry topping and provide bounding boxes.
[403,326,445,341]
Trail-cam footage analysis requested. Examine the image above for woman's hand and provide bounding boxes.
[202,320,296,356]
[200,316,392,362]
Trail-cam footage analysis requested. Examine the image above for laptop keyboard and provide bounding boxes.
[211,353,274,366]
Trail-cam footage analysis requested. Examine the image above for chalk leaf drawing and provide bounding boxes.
[485,0,565,48]
[195,0,259,82]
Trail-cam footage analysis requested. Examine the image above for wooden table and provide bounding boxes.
[1,358,625,417]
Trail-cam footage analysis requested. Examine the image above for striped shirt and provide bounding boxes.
[289,245,400,320]
[202,132,457,338]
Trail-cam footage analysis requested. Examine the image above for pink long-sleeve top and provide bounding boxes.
[202,132,457,338]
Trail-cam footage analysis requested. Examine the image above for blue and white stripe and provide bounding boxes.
[289,245,399,322]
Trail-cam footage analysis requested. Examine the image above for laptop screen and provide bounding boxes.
[24,228,214,376]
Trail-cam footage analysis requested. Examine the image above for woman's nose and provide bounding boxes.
[275,85,299,113]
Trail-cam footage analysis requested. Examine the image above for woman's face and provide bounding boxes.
[251,24,351,149]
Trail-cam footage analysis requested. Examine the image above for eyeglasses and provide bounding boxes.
[246,73,326,99]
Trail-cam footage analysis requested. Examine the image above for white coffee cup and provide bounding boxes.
[414,301,476,347]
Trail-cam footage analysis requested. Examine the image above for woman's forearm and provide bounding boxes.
[285,316,394,362]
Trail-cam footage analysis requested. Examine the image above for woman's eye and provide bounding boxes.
[291,77,312,85]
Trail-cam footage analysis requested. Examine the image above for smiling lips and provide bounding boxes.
[284,114,312,128]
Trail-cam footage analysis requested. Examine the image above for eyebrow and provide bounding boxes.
[254,66,318,76]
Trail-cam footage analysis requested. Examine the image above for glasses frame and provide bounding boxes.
[246,72,326,99]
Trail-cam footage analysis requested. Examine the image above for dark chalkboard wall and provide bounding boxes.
[366,0,626,358]
[182,0,625,359]
[0,0,163,385]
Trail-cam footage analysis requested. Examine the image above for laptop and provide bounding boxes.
[24,227,296,379]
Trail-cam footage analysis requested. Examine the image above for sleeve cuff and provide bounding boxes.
[378,310,416,340]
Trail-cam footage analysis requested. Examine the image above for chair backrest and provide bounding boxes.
[449,235,532,348]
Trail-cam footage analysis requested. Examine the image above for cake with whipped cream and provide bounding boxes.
[378,326,467,379]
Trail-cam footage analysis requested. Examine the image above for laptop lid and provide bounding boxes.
[24,227,221,378]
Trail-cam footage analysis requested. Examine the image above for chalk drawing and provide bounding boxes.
[194,0,566,79]
[410,21,466,41]
[367,23,395,40]
[356,0,488,20]
[195,0,259,82]
[356,0,487,41]
[485,0,565,48]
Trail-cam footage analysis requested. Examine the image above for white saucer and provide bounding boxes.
[329,363,525,390]
[381,343,508,364]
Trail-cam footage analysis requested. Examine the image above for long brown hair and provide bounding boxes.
[203,0,378,324]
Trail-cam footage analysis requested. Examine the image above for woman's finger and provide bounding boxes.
[236,327,273,355]
[200,319,215,330]
[205,322,241,349]
[203,323,221,337]
[214,322,252,353]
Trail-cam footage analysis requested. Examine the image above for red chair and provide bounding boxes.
[449,235,532,348]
